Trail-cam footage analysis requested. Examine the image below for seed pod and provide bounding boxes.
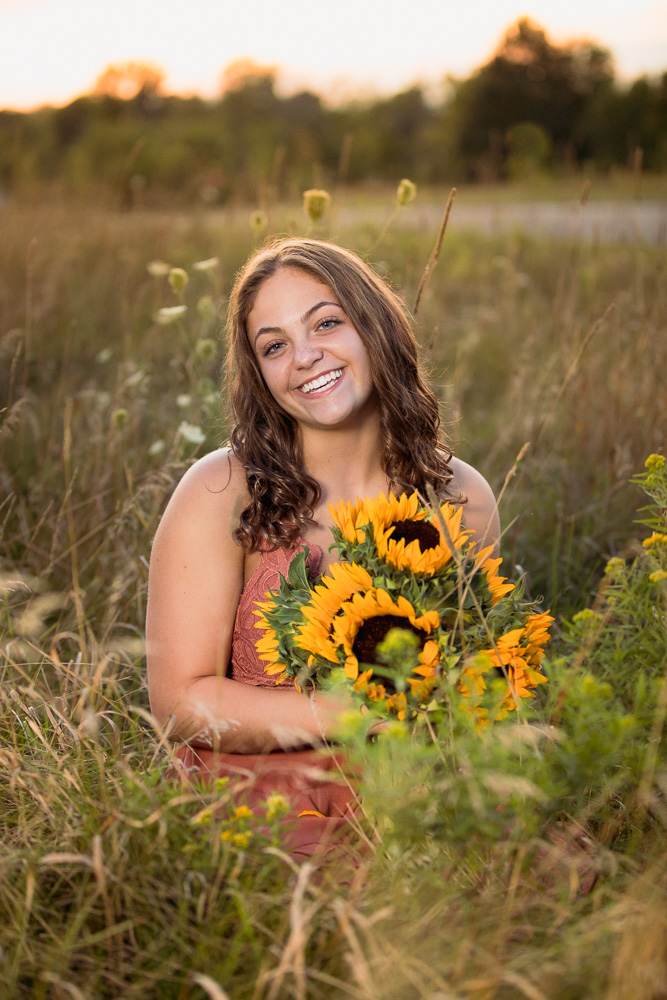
[396,178,416,206]
[168,267,189,294]
[303,189,331,223]
[249,210,268,232]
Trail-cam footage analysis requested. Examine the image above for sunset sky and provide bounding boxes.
[1,0,666,110]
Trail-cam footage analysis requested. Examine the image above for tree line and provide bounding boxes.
[1,19,665,205]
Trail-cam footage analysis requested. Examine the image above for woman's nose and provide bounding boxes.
[293,336,324,368]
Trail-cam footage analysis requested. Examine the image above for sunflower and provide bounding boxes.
[368,492,470,575]
[294,562,373,664]
[474,545,515,606]
[253,612,290,684]
[523,610,555,667]
[329,497,370,543]
[331,587,440,680]
[478,625,549,717]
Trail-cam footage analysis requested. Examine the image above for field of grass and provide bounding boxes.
[0,186,666,998]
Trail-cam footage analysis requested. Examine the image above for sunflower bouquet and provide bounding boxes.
[255,492,551,728]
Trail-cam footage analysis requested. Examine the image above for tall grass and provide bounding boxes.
[0,190,665,998]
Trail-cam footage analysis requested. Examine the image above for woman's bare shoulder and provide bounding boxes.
[168,447,246,506]
[448,455,500,553]
[155,447,248,542]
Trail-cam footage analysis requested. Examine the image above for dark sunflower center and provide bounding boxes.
[390,519,440,551]
[352,615,424,667]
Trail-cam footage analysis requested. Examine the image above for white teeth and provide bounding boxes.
[300,369,342,394]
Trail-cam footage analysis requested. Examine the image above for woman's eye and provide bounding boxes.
[317,317,341,332]
[262,340,284,357]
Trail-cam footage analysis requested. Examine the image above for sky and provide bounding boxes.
[1,0,666,110]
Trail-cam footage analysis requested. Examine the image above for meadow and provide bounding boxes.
[0,183,665,999]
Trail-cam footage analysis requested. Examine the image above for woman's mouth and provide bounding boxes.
[298,369,344,395]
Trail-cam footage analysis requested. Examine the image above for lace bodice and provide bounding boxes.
[229,542,321,687]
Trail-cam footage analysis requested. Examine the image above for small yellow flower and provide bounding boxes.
[220,830,233,842]
[192,808,213,825]
[604,557,626,577]
[573,608,602,625]
[234,805,252,820]
[649,570,667,583]
[233,831,254,848]
[643,533,667,548]
[265,793,290,821]
[645,454,665,472]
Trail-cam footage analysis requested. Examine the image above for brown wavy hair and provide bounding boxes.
[225,238,458,551]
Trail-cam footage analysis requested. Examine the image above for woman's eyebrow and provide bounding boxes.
[301,300,340,323]
[253,300,341,345]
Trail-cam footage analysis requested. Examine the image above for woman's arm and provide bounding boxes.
[449,456,501,556]
[146,448,342,753]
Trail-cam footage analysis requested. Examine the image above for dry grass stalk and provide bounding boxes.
[413,187,456,316]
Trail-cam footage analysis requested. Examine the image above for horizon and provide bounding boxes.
[1,0,666,113]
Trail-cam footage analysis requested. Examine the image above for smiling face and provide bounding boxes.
[247,267,377,433]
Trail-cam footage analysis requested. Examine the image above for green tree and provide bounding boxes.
[450,18,615,177]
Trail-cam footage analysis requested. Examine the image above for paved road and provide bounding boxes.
[358,200,667,245]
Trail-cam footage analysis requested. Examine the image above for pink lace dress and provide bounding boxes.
[171,542,358,858]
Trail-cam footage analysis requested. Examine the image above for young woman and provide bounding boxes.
[146,238,500,855]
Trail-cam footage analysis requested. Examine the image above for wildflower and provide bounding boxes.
[643,533,667,549]
[220,830,233,842]
[155,305,187,325]
[193,257,219,272]
[396,178,417,206]
[192,808,213,825]
[168,267,189,294]
[232,831,253,848]
[249,210,268,232]
[213,777,229,792]
[177,421,205,445]
[265,793,289,821]
[234,805,252,820]
[649,570,667,583]
[645,454,665,472]
[572,608,602,626]
[176,394,191,409]
[147,260,170,277]
[149,439,165,456]
[303,189,331,223]
[604,557,626,578]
